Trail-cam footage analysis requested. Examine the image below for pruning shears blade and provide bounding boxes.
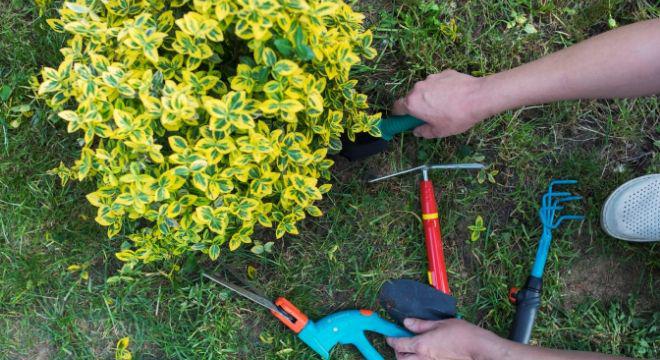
[202,273,279,313]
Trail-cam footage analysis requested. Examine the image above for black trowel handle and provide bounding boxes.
[509,276,542,344]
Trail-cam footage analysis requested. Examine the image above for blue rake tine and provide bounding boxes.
[556,195,582,204]
[552,215,585,229]
[542,192,573,207]
[549,179,578,188]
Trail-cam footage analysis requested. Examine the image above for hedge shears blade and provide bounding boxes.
[202,273,295,322]
[203,273,412,360]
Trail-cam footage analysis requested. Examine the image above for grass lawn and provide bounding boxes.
[1,0,658,359]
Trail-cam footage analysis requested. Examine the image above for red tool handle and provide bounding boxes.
[420,180,450,294]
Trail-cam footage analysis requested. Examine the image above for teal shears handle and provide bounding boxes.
[378,115,425,141]
[297,309,412,360]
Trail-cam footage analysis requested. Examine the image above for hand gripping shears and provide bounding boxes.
[203,273,412,359]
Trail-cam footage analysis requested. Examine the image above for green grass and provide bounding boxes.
[1,0,659,359]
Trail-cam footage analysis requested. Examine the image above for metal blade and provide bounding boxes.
[368,165,426,183]
[202,273,279,313]
[368,163,485,183]
[428,163,485,171]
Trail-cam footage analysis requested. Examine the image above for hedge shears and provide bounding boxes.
[203,273,411,359]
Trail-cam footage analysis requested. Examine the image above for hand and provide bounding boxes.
[392,70,492,139]
[386,318,509,360]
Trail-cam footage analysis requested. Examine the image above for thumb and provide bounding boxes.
[411,124,437,139]
[403,318,442,334]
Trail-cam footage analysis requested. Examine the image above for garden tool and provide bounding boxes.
[378,279,457,324]
[202,273,412,360]
[369,163,485,293]
[370,163,484,323]
[508,180,584,344]
[340,115,424,160]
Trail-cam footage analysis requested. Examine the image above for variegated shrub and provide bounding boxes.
[40,0,379,263]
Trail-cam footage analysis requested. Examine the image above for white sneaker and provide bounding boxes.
[601,174,660,242]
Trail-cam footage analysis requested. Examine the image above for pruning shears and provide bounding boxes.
[203,273,412,359]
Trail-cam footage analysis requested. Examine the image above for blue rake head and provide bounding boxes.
[539,180,585,229]
[531,180,585,278]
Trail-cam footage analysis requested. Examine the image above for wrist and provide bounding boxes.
[473,74,513,119]
[470,332,515,360]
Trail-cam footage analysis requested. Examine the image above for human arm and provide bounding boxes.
[392,19,660,138]
[386,318,630,360]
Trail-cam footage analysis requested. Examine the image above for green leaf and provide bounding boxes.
[0,85,12,102]
[209,244,220,260]
[263,241,274,253]
[196,206,214,223]
[273,38,293,56]
[262,47,277,66]
[305,205,322,217]
[293,25,305,48]
[250,244,264,254]
[272,60,299,77]
[191,243,207,251]
[168,136,188,153]
[295,45,314,61]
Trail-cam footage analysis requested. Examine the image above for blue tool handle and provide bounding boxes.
[298,310,412,360]
[509,276,542,344]
[378,115,425,141]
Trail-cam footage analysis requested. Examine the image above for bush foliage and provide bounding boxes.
[40,0,379,263]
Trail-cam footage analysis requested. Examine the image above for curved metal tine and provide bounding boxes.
[549,180,578,188]
[549,191,573,198]
[552,215,585,228]
[368,165,427,183]
[542,191,571,208]
[556,195,582,204]
[546,180,578,204]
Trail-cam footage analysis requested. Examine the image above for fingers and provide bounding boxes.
[403,318,442,334]
[396,354,427,360]
[386,337,417,354]
[391,97,409,115]
[412,124,444,139]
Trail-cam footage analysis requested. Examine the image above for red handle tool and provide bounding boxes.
[368,163,485,295]
[420,179,450,294]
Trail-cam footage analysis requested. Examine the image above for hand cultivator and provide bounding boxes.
[508,180,584,344]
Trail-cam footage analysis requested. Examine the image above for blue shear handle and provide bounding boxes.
[297,310,412,360]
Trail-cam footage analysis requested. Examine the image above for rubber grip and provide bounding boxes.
[378,115,425,141]
[509,276,543,344]
[420,180,450,294]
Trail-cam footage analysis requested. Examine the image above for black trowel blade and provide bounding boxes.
[339,133,389,161]
[378,279,457,325]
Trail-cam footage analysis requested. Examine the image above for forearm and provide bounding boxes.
[479,19,660,115]
[489,340,631,360]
